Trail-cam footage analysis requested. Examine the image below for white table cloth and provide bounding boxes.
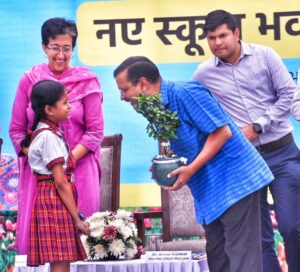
[14,255,209,272]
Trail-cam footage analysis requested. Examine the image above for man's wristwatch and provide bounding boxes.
[253,123,262,134]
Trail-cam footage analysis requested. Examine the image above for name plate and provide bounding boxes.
[145,251,192,262]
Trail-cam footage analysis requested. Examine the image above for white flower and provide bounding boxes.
[126,245,137,259]
[119,225,133,240]
[115,210,132,221]
[87,211,110,224]
[90,227,104,238]
[89,220,106,229]
[109,239,126,257]
[128,222,136,229]
[110,219,125,229]
[2,243,6,251]
[80,235,90,255]
[94,244,108,259]
[128,223,138,236]
[127,238,136,247]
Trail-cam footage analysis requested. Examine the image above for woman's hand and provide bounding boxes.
[71,144,89,162]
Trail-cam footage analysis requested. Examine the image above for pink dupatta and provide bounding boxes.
[12,63,102,254]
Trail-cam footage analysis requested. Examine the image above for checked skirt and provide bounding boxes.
[27,178,87,266]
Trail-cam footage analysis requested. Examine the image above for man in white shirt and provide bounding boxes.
[291,67,300,120]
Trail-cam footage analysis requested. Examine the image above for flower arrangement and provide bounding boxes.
[81,210,141,260]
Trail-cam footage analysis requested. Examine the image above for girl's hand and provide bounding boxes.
[67,152,77,169]
[75,220,90,235]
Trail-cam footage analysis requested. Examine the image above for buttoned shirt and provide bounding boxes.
[160,80,273,224]
[192,41,296,146]
[291,67,300,120]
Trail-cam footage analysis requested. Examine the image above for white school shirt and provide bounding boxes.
[28,122,69,175]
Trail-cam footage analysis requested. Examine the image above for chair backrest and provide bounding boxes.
[161,185,205,241]
[99,134,123,212]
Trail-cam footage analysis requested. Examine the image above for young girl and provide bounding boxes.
[21,80,89,272]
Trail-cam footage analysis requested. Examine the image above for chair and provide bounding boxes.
[99,134,123,212]
[134,185,206,253]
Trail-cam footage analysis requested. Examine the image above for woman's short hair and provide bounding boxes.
[41,17,78,48]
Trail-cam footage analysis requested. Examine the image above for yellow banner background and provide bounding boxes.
[77,0,300,65]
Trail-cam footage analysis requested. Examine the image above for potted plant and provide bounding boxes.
[134,93,186,187]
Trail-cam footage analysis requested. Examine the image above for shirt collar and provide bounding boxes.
[160,79,170,106]
[213,40,253,66]
[40,119,59,132]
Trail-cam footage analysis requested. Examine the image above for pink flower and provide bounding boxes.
[0,224,5,233]
[134,245,143,259]
[149,207,162,212]
[6,220,13,231]
[102,226,117,240]
[0,225,5,239]
[144,219,152,229]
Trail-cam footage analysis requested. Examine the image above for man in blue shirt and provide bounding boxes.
[192,10,300,272]
[114,56,273,272]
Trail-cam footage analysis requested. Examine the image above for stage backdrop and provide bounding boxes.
[0,0,299,208]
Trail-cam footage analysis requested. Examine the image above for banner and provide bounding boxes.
[77,0,300,66]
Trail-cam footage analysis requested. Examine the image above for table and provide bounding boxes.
[14,255,209,272]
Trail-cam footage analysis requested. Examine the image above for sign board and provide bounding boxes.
[145,251,192,262]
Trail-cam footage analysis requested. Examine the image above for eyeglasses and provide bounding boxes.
[47,45,73,54]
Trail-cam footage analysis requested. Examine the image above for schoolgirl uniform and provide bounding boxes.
[27,119,87,266]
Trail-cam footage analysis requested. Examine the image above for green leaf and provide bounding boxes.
[134,94,180,144]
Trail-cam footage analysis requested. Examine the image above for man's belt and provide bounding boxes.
[255,133,293,154]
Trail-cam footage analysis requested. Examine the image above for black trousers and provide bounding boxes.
[204,190,262,272]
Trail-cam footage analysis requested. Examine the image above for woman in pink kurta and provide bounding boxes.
[9,18,103,254]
